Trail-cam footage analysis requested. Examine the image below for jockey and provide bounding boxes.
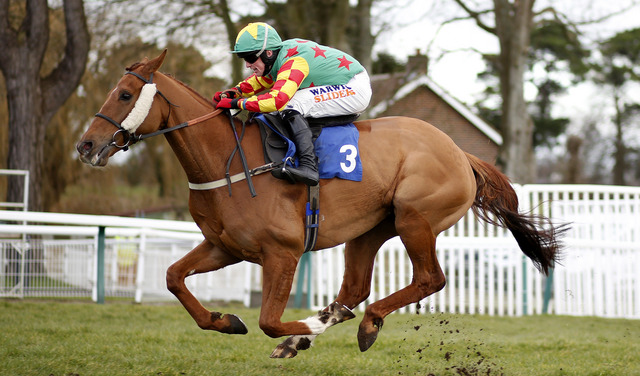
[213,22,372,186]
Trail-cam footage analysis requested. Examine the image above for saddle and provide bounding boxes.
[252,112,360,253]
[253,113,360,183]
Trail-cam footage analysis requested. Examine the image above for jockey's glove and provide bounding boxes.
[212,87,241,105]
[216,97,240,110]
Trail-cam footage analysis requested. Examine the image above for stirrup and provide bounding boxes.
[279,157,297,184]
[282,164,319,186]
[282,157,295,173]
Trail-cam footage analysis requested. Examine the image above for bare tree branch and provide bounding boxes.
[42,0,90,119]
[450,0,495,34]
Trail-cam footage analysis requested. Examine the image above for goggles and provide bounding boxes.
[243,54,260,64]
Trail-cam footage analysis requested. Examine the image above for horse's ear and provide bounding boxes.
[144,49,167,74]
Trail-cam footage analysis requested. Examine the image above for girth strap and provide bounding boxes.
[304,184,320,253]
[188,162,279,190]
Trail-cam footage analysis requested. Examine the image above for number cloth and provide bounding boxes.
[314,123,362,181]
[255,114,362,182]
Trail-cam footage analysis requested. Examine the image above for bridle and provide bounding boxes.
[94,70,259,196]
[95,71,220,151]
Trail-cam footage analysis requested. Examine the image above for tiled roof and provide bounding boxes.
[368,72,502,145]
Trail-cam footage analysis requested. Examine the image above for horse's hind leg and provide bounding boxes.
[358,208,445,352]
[336,216,397,308]
[166,240,248,334]
[271,218,396,358]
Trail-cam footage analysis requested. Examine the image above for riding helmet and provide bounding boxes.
[232,22,283,56]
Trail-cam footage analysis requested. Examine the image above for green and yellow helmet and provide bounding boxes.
[232,22,283,56]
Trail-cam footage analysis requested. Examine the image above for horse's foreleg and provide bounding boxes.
[166,240,247,334]
[271,218,396,358]
[257,251,348,358]
[257,251,308,337]
[357,209,445,352]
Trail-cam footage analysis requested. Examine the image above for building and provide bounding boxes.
[366,52,501,163]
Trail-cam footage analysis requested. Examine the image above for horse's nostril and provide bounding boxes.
[77,141,93,155]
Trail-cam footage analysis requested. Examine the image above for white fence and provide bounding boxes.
[1,184,639,319]
[0,211,252,304]
[0,169,29,211]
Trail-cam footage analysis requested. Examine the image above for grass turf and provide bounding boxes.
[0,300,638,375]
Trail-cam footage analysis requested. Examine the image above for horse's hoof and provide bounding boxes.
[357,327,378,352]
[226,314,249,335]
[270,335,314,358]
[357,318,383,352]
[270,343,298,359]
[328,302,356,322]
[213,312,248,335]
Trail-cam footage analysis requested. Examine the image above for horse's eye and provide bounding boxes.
[119,91,133,101]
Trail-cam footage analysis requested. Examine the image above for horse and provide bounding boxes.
[76,50,566,358]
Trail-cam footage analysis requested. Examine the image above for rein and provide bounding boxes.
[95,71,222,150]
[95,71,272,196]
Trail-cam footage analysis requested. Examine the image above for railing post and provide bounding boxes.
[522,256,528,315]
[294,252,312,308]
[96,226,106,304]
[542,268,554,314]
[134,231,146,303]
[516,184,529,316]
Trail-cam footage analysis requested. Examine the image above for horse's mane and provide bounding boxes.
[164,74,213,105]
[125,61,213,107]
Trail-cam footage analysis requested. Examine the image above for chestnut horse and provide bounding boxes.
[77,51,565,358]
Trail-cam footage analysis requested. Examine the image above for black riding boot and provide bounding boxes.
[282,110,319,186]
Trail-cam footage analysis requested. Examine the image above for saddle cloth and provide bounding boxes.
[254,113,363,182]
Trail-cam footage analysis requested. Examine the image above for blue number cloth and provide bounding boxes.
[314,124,362,181]
[255,114,362,182]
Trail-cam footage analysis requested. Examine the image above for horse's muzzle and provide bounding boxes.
[76,140,111,167]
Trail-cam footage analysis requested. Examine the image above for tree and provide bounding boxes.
[0,0,90,211]
[49,37,224,215]
[451,1,601,182]
[94,0,376,85]
[451,0,539,182]
[473,14,589,168]
[372,52,405,75]
[0,76,7,197]
[593,27,640,185]
[451,1,639,183]
[2,0,381,212]
[262,0,375,70]
[528,19,589,149]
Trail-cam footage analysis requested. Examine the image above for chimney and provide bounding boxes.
[406,49,429,76]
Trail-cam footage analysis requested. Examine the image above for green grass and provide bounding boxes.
[2,275,80,290]
[0,300,638,376]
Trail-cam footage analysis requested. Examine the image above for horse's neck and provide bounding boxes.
[160,76,238,184]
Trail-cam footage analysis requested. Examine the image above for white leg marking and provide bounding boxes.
[298,302,356,335]
[300,316,331,335]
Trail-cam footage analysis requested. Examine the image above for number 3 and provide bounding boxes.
[340,144,357,173]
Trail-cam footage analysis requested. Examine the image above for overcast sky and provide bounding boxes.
[374,0,640,109]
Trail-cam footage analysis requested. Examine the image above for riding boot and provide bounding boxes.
[282,110,319,186]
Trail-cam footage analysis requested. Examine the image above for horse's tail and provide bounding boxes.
[465,152,567,275]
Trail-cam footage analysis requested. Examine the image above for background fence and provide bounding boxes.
[1,184,639,319]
